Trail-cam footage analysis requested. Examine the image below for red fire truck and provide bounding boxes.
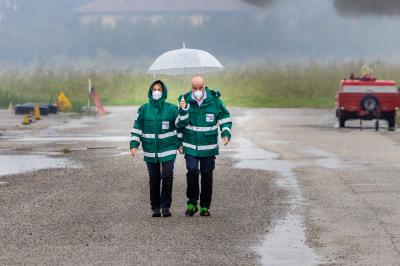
[336,78,400,130]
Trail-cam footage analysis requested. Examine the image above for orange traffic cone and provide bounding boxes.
[22,114,30,125]
[34,104,41,120]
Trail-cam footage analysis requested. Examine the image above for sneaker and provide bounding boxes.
[162,208,171,217]
[185,204,198,217]
[199,207,210,217]
[152,208,161,217]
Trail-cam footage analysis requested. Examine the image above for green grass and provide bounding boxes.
[397,110,400,126]
[1,62,400,110]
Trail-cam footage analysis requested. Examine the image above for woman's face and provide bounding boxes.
[152,83,163,93]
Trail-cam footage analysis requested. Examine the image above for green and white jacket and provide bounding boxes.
[178,87,232,157]
[130,80,189,163]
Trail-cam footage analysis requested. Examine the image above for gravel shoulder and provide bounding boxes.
[0,107,285,265]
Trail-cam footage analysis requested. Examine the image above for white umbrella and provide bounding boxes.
[147,43,224,75]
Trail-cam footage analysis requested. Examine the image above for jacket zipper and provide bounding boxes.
[155,108,159,159]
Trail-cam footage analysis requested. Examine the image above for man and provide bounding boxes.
[178,76,232,217]
[130,80,188,217]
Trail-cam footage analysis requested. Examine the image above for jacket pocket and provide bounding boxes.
[141,137,154,152]
[159,135,178,149]
[204,130,218,136]
[143,118,156,132]
[203,130,218,145]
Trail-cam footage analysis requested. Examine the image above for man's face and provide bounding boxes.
[191,82,204,93]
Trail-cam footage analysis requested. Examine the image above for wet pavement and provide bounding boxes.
[235,108,400,265]
[0,154,77,176]
[230,136,319,266]
[1,107,400,265]
[0,107,280,265]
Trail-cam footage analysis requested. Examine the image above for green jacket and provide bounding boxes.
[178,87,232,157]
[130,80,188,163]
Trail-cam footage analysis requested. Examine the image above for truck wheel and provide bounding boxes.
[386,111,396,131]
[339,115,346,128]
[361,95,380,112]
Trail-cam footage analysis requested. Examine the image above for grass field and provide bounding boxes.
[1,62,400,111]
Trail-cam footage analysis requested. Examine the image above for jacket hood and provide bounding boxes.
[148,80,168,106]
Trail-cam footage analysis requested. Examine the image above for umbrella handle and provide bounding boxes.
[180,95,190,111]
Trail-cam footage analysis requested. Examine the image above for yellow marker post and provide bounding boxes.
[57,92,72,112]
[34,104,41,120]
[22,114,30,125]
[8,102,14,112]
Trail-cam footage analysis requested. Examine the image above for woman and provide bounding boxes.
[130,80,188,217]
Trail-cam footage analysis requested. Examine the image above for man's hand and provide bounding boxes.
[179,97,187,109]
[178,145,184,154]
[130,148,138,157]
[222,137,229,146]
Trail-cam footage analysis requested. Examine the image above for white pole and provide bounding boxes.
[88,78,92,112]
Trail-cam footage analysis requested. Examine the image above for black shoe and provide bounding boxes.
[152,208,161,217]
[162,208,171,217]
[185,204,198,217]
[199,207,210,217]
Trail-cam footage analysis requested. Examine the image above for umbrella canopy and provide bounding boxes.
[147,43,224,75]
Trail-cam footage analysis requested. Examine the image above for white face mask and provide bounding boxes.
[193,90,204,100]
[152,90,162,101]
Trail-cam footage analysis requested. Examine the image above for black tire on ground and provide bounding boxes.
[42,104,58,114]
[14,104,50,115]
[386,111,396,131]
[339,115,346,128]
[14,105,34,115]
[48,105,58,114]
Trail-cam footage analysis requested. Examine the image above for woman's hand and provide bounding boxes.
[130,148,138,157]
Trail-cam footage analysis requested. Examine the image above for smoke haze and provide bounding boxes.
[334,0,400,17]
[1,0,400,70]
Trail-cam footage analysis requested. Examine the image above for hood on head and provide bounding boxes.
[148,80,168,104]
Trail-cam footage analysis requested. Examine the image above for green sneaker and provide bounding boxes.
[185,204,198,217]
[199,207,210,217]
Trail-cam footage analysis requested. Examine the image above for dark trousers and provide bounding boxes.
[185,155,215,208]
[146,159,175,210]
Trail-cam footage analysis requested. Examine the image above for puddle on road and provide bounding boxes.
[231,136,319,266]
[302,148,343,169]
[0,155,78,177]
[258,213,317,266]
[114,151,131,157]
[1,135,128,143]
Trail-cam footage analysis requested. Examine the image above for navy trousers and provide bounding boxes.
[185,155,215,208]
[146,159,175,210]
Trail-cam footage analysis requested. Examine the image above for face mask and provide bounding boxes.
[193,90,204,100]
[152,90,162,101]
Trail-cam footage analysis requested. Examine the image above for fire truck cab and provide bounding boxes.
[336,78,400,130]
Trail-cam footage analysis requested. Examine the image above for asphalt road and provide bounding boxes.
[1,107,400,265]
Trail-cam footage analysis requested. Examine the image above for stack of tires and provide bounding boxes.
[14,103,58,115]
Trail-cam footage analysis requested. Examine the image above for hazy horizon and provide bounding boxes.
[1,0,400,71]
